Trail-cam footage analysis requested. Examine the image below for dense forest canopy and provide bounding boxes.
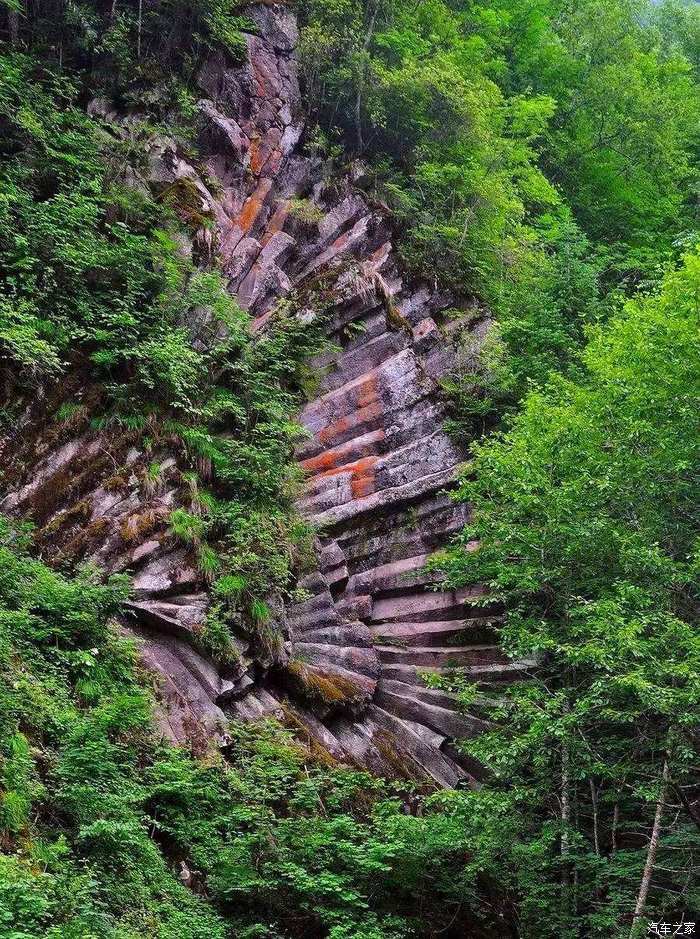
[0,0,698,936]
[299,0,699,428]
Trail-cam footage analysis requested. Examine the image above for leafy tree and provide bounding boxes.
[433,249,700,936]
[299,0,699,425]
[0,515,518,938]
[500,0,699,284]
[0,0,698,936]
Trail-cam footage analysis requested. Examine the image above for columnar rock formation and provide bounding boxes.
[0,3,520,786]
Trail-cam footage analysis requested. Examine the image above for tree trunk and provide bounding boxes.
[8,8,19,44]
[561,742,572,911]
[589,778,600,856]
[354,0,379,154]
[629,760,669,938]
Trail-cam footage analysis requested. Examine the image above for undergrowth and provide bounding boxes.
[0,518,503,938]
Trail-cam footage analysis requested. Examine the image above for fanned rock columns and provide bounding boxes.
[0,3,524,785]
[193,2,518,786]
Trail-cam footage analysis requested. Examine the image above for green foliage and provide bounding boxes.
[0,733,38,834]
[510,0,698,283]
[0,519,512,937]
[300,5,700,929]
[0,40,326,657]
[0,53,182,386]
[169,507,207,545]
[300,0,559,296]
[1,0,252,118]
[443,211,604,437]
[1,1,698,936]
[300,0,699,427]
[0,518,212,937]
[433,250,700,935]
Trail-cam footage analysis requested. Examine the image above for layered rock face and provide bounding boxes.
[0,3,519,786]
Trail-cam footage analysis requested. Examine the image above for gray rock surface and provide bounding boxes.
[0,2,519,786]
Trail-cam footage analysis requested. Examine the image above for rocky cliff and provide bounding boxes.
[0,3,520,787]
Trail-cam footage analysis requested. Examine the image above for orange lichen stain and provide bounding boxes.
[317,373,382,448]
[300,448,344,476]
[236,180,272,233]
[312,455,378,483]
[300,429,385,476]
[318,414,350,448]
[302,372,386,499]
[260,200,290,246]
[317,402,383,448]
[237,196,263,233]
[350,460,377,499]
[303,455,378,501]
[249,136,265,176]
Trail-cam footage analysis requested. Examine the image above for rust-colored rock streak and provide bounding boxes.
[0,3,524,786]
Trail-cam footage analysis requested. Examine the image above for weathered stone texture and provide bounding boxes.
[0,3,519,785]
